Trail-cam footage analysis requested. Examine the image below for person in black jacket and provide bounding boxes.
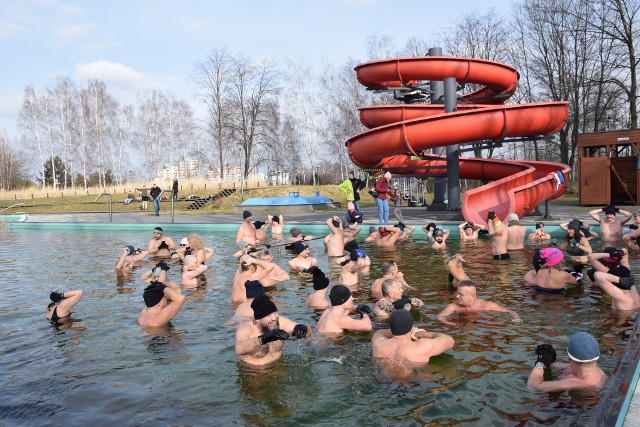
[348,171,365,211]
[172,179,178,200]
[150,184,162,216]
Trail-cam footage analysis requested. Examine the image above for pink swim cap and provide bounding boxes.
[539,247,564,266]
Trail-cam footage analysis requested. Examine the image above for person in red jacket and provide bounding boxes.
[374,171,392,224]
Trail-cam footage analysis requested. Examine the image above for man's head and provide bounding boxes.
[567,332,600,364]
[242,210,253,221]
[381,278,403,300]
[535,221,545,230]
[152,184,157,188]
[389,309,413,336]
[455,280,477,307]
[348,170,355,179]
[271,214,280,224]
[259,249,273,262]
[153,227,163,240]
[329,284,352,307]
[143,282,166,308]
[294,241,309,257]
[126,245,136,256]
[633,209,640,224]
[508,213,519,225]
[602,205,616,223]
[463,223,474,236]
[381,260,397,276]
[251,295,279,329]
[368,226,377,236]
[290,227,302,237]
[180,237,189,248]
[433,228,444,243]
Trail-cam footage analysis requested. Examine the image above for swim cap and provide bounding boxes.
[567,332,600,363]
[329,284,351,306]
[433,229,444,238]
[508,213,519,222]
[143,284,164,307]
[253,220,265,229]
[368,226,377,235]
[311,268,330,290]
[294,241,308,254]
[251,295,277,320]
[349,249,366,261]
[389,309,413,336]
[344,240,359,253]
[180,238,189,246]
[539,248,563,266]
[242,210,252,219]
[290,227,302,237]
[535,222,544,229]
[126,245,135,256]
[245,280,265,299]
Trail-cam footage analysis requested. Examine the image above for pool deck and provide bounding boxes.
[7,200,640,425]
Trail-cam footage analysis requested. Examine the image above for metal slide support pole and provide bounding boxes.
[428,47,447,210]
[170,191,175,223]
[444,77,461,211]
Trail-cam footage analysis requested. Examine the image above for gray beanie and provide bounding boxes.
[567,332,600,363]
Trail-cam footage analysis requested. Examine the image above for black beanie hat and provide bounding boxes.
[251,295,278,320]
[329,285,351,306]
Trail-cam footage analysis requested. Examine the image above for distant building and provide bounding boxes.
[157,157,201,180]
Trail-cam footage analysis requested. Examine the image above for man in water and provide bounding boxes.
[374,225,403,248]
[590,248,639,311]
[235,295,311,367]
[487,210,509,260]
[444,253,470,286]
[325,216,346,260]
[430,228,450,249]
[236,210,257,249]
[371,260,414,299]
[458,221,484,241]
[437,280,521,324]
[287,241,318,273]
[588,204,632,242]
[137,281,185,328]
[182,255,208,288]
[316,285,372,334]
[116,244,148,277]
[506,213,526,250]
[527,332,606,392]
[372,309,454,367]
[528,221,551,241]
[305,266,330,309]
[147,227,176,257]
[256,249,290,287]
[338,249,369,291]
[373,278,424,320]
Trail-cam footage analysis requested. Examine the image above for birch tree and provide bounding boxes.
[18,86,46,189]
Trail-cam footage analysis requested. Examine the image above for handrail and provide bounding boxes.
[2,203,28,222]
[95,193,112,222]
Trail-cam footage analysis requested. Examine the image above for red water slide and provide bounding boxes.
[346,57,570,225]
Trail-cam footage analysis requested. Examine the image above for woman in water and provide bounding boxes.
[46,289,84,324]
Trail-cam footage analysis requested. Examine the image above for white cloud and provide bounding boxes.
[0,21,26,41]
[56,22,95,43]
[75,60,171,102]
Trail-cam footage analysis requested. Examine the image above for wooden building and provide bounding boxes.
[578,130,639,206]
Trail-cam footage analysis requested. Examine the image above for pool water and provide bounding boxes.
[0,225,636,426]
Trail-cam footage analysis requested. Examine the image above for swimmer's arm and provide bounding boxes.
[251,260,275,280]
[163,277,181,291]
[559,222,569,231]
[204,247,215,261]
[235,226,244,243]
[578,238,592,254]
[349,227,361,238]
[588,209,602,222]
[562,271,580,286]
[161,287,185,320]
[528,368,587,392]
[164,238,176,251]
[326,217,340,233]
[55,289,84,316]
[415,332,455,358]
[372,329,393,343]
[141,269,154,283]
[147,241,158,255]
[376,300,395,314]
[619,209,632,224]
[235,326,264,356]
[457,223,466,236]
[279,316,312,337]
[339,313,372,332]
[436,304,457,323]
[442,229,451,241]
[410,298,424,308]
[404,226,416,235]
[268,265,290,282]
[131,250,148,261]
[116,249,128,270]
[486,302,521,322]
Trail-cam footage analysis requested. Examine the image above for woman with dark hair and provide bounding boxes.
[560,219,592,263]
[46,289,84,324]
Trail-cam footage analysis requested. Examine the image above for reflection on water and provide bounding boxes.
[0,226,636,425]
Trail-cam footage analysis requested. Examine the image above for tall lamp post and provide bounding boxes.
[237,144,245,201]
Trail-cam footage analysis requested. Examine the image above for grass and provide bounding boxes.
[0,181,589,215]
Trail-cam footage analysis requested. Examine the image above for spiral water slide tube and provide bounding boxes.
[346,57,570,225]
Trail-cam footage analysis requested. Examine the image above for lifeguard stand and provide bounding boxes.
[578,130,639,205]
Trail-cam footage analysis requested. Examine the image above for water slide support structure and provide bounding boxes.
[444,76,461,212]
[428,47,447,211]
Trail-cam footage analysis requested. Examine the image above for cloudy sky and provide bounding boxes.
[0,0,512,140]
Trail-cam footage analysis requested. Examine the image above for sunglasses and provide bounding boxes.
[180,244,187,247]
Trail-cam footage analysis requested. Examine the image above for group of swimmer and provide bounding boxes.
[45,203,640,392]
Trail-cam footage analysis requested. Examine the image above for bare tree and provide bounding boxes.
[0,132,27,190]
[134,89,168,179]
[18,86,46,189]
[53,76,77,189]
[227,56,281,179]
[85,79,117,187]
[191,48,233,179]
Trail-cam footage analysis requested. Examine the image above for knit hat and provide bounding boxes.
[253,220,265,229]
[389,309,413,336]
[242,210,252,219]
[567,332,600,363]
[290,227,302,237]
[180,238,189,245]
[539,248,563,266]
[294,241,308,254]
[126,245,135,255]
[251,295,277,320]
[508,213,519,222]
[329,284,351,306]
[311,268,330,291]
[245,280,265,299]
[344,239,359,253]
[535,222,544,229]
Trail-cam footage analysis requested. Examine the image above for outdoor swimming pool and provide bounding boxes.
[0,224,637,426]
